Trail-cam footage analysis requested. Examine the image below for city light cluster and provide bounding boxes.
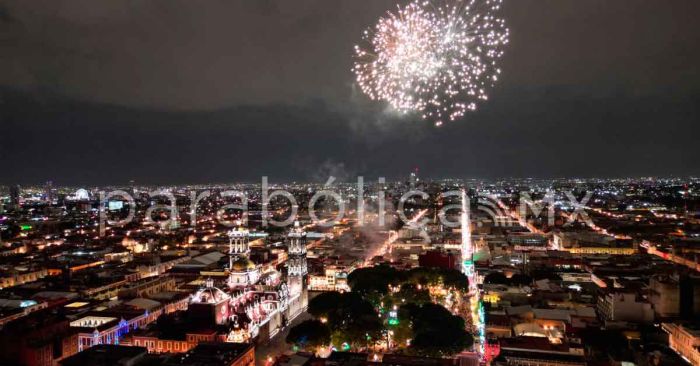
[353,0,509,126]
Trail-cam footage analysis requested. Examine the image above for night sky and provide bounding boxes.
[1,0,698,185]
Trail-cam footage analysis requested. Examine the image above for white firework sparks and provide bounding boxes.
[353,0,509,126]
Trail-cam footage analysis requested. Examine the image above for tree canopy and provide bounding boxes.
[286,320,331,350]
[406,267,470,292]
[308,291,382,349]
[401,302,473,357]
[319,266,474,354]
[348,265,469,295]
[347,265,405,295]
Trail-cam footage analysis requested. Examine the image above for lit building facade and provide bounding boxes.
[187,223,307,345]
[287,221,309,319]
[308,265,351,292]
[662,323,700,365]
[72,313,152,352]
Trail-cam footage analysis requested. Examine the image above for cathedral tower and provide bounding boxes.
[287,221,308,317]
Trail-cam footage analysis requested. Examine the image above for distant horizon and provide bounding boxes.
[3,175,698,190]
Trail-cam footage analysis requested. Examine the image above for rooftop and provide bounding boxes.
[59,344,147,366]
[163,342,253,366]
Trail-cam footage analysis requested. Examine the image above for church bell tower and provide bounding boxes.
[287,221,308,317]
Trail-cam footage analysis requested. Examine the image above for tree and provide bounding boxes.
[286,320,331,350]
[342,266,475,353]
[308,291,382,350]
[405,268,469,292]
[308,291,343,319]
[389,305,415,347]
[403,303,473,357]
[348,265,405,296]
[397,284,431,305]
[438,269,469,291]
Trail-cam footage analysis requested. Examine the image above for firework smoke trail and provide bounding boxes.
[353,0,509,126]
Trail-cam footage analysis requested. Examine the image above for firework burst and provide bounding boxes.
[353,0,509,126]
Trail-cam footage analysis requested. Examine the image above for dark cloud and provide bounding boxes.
[1,85,697,186]
[0,5,14,24]
[0,0,698,184]
[1,0,698,108]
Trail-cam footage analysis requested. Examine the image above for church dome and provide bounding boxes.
[230,256,256,272]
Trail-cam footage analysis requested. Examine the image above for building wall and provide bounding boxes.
[81,279,127,300]
[597,292,654,323]
[232,346,255,366]
[308,267,350,292]
[418,250,457,270]
[19,332,79,366]
[565,247,636,255]
[117,276,177,299]
[0,268,49,289]
[650,277,680,319]
[662,323,700,366]
[0,320,78,366]
[131,335,200,354]
[679,275,700,319]
[76,312,154,351]
[496,355,586,366]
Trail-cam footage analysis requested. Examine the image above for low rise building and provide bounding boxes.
[308,265,352,292]
[162,342,255,366]
[0,309,79,366]
[494,336,586,366]
[70,305,163,351]
[59,344,147,366]
[117,275,177,299]
[597,291,654,323]
[0,266,49,289]
[508,233,549,252]
[662,322,700,366]
[553,231,636,255]
[418,249,458,270]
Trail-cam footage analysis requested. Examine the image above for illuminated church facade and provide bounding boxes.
[189,223,308,343]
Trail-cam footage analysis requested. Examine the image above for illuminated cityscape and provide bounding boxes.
[1,1,699,366]
[0,178,699,366]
